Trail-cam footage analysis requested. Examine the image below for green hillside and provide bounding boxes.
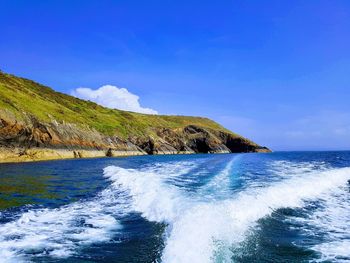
[0,71,235,139]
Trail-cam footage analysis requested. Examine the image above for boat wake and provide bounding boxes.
[0,157,349,262]
[0,188,123,261]
[0,161,198,262]
[104,159,350,263]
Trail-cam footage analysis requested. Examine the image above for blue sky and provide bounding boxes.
[1,0,350,150]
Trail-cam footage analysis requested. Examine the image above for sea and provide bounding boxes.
[0,151,349,262]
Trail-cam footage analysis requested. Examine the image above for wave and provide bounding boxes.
[104,166,195,223]
[0,188,125,262]
[286,179,350,262]
[103,161,350,263]
[268,160,330,178]
[1,157,349,262]
[0,160,199,262]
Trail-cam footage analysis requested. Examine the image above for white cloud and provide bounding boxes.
[72,85,158,114]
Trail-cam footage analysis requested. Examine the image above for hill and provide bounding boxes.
[0,71,270,162]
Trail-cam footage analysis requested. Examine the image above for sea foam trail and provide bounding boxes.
[311,190,350,262]
[287,180,350,262]
[104,166,194,223]
[0,189,124,262]
[198,156,238,199]
[103,163,350,263]
[0,160,198,262]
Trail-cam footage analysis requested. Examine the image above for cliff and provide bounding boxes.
[0,72,270,163]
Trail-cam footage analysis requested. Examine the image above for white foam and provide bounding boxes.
[0,188,123,261]
[103,162,350,263]
[269,160,329,178]
[0,160,200,262]
[288,180,350,261]
[313,240,350,262]
[104,166,194,223]
[2,158,348,262]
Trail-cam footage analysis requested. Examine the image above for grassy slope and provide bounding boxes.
[0,72,242,140]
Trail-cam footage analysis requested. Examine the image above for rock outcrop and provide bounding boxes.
[0,109,269,163]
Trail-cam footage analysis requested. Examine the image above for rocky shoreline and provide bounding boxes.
[0,146,269,164]
[0,147,146,163]
[0,72,271,163]
[0,110,270,163]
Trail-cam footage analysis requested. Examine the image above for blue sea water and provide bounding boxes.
[0,152,349,262]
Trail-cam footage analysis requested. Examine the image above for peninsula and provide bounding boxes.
[0,72,270,163]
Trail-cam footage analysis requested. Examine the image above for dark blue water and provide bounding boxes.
[0,152,349,262]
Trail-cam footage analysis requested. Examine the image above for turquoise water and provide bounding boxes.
[0,152,349,262]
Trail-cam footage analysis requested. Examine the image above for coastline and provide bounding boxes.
[0,147,270,164]
[0,147,145,164]
[0,73,271,164]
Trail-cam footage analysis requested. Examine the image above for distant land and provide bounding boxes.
[0,71,270,163]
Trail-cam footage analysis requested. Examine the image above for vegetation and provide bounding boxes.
[0,72,236,139]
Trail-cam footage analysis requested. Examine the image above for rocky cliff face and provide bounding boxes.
[0,109,269,163]
[131,125,270,155]
[0,72,270,163]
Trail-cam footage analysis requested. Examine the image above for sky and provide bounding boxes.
[1,0,350,151]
